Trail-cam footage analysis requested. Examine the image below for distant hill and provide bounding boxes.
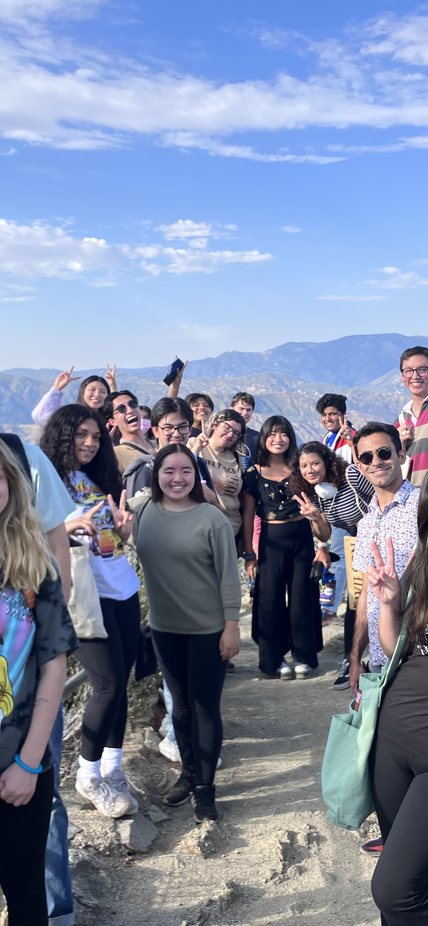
[1,333,423,442]
[4,332,428,388]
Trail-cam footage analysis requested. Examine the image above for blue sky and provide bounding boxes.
[1,0,428,369]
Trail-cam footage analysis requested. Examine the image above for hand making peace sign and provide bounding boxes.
[107,490,133,542]
[105,363,117,392]
[338,413,354,444]
[53,366,81,392]
[64,500,104,537]
[366,537,402,604]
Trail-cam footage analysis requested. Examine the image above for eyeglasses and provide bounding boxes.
[358,446,393,466]
[401,366,428,379]
[158,423,190,435]
[112,399,138,415]
[221,424,242,439]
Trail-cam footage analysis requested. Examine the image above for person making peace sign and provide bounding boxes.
[366,479,428,925]
[40,405,141,820]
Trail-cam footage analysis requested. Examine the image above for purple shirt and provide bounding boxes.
[353,480,419,666]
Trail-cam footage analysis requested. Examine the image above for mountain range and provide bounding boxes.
[1,333,425,444]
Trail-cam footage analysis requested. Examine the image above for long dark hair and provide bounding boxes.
[256,416,297,467]
[404,474,428,644]
[290,441,348,498]
[40,404,123,503]
[151,443,205,504]
[76,375,110,407]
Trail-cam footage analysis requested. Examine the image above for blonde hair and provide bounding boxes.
[0,441,56,593]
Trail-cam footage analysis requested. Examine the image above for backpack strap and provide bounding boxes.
[130,495,152,547]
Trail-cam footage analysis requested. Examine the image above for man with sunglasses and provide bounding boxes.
[393,346,428,487]
[349,422,419,697]
[104,390,153,473]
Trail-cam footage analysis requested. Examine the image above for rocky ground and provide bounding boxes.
[58,605,380,926]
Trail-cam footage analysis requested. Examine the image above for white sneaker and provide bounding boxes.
[278,660,294,680]
[159,736,181,762]
[101,769,139,814]
[75,772,132,818]
[294,662,310,679]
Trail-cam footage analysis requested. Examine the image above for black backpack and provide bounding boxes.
[0,433,32,483]
[122,453,154,500]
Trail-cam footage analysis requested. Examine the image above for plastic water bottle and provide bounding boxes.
[320,570,336,608]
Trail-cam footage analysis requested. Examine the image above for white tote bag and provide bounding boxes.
[69,541,107,639]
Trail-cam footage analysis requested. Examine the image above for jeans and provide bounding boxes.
[45,706,75,926]
[324,525,349,612]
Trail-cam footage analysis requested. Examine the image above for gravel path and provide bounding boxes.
[74,608,380,926]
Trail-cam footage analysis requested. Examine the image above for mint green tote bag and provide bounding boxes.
[321,615,408,831]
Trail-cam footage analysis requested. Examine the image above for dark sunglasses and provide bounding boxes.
[358,446,393,466]
[113,399,138,415]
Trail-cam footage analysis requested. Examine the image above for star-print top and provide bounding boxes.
[242,466,299,521]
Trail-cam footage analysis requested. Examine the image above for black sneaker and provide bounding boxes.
[333,659,350,690]
[191,785,217,824]
[163,770,195,807]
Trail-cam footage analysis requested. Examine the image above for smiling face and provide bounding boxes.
[265,427,290,457]
[320,405,342,434]
[83,380,109,409]
[0,464,9,516]
[152,413,192,448]
[157,452,196,502]
[73,418,101,469]
[211,419,243,452]
[110,394,142,438]
[299,452,327,485]
[189,399,212,426]
[356,432,404,490]
[401,353,428,401]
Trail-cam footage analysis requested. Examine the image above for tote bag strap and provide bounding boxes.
[380,590,411,691]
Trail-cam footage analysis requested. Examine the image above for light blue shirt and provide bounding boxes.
[24,443,75,533]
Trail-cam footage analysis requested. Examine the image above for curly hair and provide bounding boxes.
[210,408,246,450]
[40,404,123,503]
[0,441,55,592]
[256,416,297,467]
[404,473,428,645]
[290,441,348,498]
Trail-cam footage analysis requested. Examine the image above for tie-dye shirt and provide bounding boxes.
[0,570,79,775]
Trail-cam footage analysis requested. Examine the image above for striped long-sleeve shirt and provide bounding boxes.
[394,397,428,487]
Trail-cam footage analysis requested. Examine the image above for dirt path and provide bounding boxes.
[67,608,379,926]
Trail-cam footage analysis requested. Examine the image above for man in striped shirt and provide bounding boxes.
[394,346,428,487]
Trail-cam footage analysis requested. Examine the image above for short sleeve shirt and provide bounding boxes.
[24,443,75,532]
[0,570,79,775]
[353,480,420,666]
[243,466,299,521]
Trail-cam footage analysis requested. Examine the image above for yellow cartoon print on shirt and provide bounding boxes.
[0,655,14,730]
[73,477,125,560]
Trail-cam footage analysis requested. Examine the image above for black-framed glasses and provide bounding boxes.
[401,366,428,379]
[358,446,393,466]
[158,423,190,435]
[221,423,242,439]
[112,399,139,415]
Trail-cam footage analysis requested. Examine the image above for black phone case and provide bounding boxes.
[163,357,184,386]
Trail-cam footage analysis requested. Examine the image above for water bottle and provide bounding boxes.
[320,570,336,608]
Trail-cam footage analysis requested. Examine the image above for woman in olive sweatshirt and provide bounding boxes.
[134,442,241,825]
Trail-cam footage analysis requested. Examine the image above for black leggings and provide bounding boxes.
[77,593,141,761]
[152,629,227,787]
[252,519,322,675]
[370,733,428,924]
[0,767,54,926]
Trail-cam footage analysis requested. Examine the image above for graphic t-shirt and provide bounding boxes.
[188,442,243,535]
[0,570,79,775]
[65,472,140,601]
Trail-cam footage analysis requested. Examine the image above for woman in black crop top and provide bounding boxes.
[366,480,428,926]
[242,416,329,678]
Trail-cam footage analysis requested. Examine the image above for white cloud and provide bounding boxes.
[0,0,104,22]
[362,13,428,65]
[0,146,16,156]
[369,266,428,289]
[162,133,343,164]
[0,216,272,279]
[259,28,290,49]
[282,225,302,233]
[328,135,428,154]
[316,294,387,301]
[155,220,212,240]
[0,294,35,301]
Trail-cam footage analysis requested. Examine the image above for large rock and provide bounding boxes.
[115,813,159,852]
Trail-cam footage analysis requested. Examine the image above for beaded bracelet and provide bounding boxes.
[14,754,43,774]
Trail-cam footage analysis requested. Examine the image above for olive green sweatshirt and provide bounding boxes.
[134,501,241,634]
